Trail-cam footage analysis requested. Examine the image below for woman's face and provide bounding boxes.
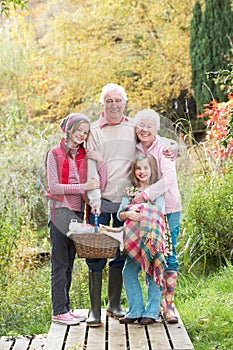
[69,122,90,147]
[136,117,157,147]
[135,158,151,186]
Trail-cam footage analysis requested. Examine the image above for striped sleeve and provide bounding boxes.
[97,161,107,191]
[47,150,85,195]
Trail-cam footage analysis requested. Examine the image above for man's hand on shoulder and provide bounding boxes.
[160,137,179,161]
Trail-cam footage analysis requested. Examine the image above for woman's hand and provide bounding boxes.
[86,148,103,163]
[84,178,100,191]
[132,193,144,204]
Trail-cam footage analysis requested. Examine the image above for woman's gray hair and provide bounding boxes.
[100,83,128,104]
[135,109,160,131]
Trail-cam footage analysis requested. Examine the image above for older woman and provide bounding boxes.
[132,109,182,324]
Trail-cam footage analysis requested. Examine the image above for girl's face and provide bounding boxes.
[136,117,157,147]
[135,158,151,186]
[68,122,90,147]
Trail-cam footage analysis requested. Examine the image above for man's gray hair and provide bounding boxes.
[100,83,128,104]
[135,109,160,131]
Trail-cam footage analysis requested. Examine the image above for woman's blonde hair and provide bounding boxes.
[131,154,158,187]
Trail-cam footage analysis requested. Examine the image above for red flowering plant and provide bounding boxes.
[198,94,233,160]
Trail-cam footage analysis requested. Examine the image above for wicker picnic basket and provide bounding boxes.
[70,226,121,258]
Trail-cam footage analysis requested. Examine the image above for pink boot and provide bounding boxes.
[162,270,178,324]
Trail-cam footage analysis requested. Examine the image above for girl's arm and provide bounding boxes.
[97,162,107,191]
[86,148,107,212]
[47,151,98,195]
[85,148,107,215]
[117,196,130,221]
[86,147,107,191]
[117,196,141,222]
[119,209,140,222]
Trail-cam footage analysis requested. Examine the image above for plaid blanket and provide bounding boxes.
[124,203,167,287]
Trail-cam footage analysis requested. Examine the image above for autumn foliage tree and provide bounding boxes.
[0,0,197,127]
[199,95,233,159]
[198,65,233,159]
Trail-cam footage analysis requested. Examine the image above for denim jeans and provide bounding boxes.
[86,207,126,272]
[166,212,181,272]
[123,256,162,319]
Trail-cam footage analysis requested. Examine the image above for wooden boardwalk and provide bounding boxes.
[1,309,194,350]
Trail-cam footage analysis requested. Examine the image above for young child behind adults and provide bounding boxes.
[118,154,167,325]
[133,109,182,324]
[45,113,107,325]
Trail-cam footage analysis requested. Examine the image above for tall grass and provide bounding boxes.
[176,264,233,350]
[1,257,232,350]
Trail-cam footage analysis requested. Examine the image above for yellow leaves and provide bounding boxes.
[1,0,197,125]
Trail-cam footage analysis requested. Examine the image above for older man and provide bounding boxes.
[86,83,177,327]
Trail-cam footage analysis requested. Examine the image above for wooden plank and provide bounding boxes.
[43,322,67,350]
[0,309,194,350]
[108,316,127,350]
[29,334,47,350]
[10,337,30,350]
[65,310,88,350]
[128,323,148,350]
[147,319,172,349]
[85,309,106,350]
[0,337,14,350]
[166,312,194,350]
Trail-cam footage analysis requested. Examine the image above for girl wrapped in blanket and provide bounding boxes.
[117,154,168,325]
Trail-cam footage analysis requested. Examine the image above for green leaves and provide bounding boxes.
[0,0,28,17]
[179,168,233,273]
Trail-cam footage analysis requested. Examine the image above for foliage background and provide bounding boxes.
[0,1,232,350]
[0,0,200,124]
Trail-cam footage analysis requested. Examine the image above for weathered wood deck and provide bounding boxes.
[1,309,194,350]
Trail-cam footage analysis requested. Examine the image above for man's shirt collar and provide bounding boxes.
[99,112,129,128]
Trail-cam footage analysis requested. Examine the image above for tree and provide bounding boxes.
[0,0,197,126]
[190,0,233,114]
[189,2,204,114]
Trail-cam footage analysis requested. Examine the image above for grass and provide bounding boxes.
[176,265,233,350]
[1,259,232,350]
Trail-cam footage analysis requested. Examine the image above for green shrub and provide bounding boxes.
[0,110,58,275]
[179,163,233,273]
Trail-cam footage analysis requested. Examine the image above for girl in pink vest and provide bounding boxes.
[46,113,106,325]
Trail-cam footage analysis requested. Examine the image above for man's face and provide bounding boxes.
[103,89,126,124]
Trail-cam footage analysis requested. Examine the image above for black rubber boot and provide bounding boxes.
[86,271,102,327]
[106,267,125,319]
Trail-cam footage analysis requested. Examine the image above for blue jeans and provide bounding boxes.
[86,208,126,272]
[166,212,181,272]
[123,256,162,319]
